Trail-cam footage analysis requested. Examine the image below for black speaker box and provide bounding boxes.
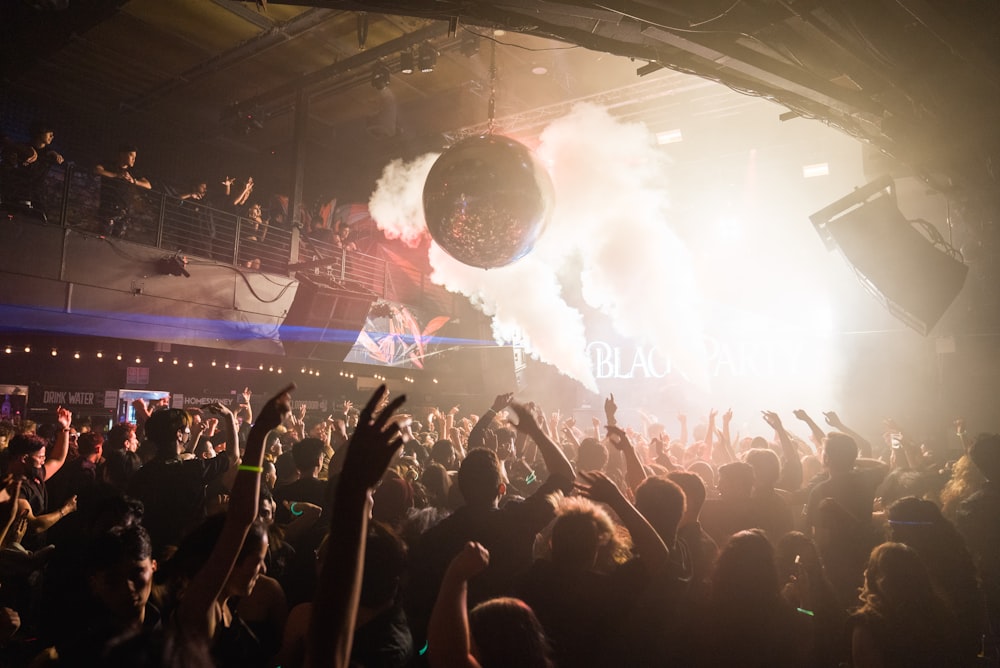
[280,275,376,360]
[825,191,968,334]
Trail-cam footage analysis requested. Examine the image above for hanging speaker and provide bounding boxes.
[280,274,376,360]
[810,177,968,334]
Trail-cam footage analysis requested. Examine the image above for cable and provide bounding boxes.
[461,25,580,51]
[689,0,746,28]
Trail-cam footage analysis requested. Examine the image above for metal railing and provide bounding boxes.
[1,164,426,301]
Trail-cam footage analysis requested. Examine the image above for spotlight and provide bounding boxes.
[259,364,264,371]
[418,42,437,72]
[116,353,122,361]
[235,364,241,371]
[400,49,414,74]
[315,371,320,377]
[3,347,10,354]
[211,360,217,367]
[188,361,193,368]
[96,351,103,358]
[73,352,80,359]
[24,346,30,353]
[372,60,390,90]
[158,356,164,363]
[225,362,230,369]
[172,359,178,365]
[51,349,58,357]
[135,357,141,364]
[277,368,282,374]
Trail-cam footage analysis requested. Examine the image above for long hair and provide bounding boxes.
[469,597,554,668]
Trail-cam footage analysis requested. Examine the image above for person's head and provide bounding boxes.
[969,432,1000,481]
[262,461,277,490]
[258,488,276,527]
[193,180,207,196]
[143,409,192,459]
[78,432,104,461]
[687,460,716,491]
[422,462,451,507]
[577,437,609,472]
[164,513,268,599]
[372,473,414,524]
[800,454,821,485]
[743,448,781,490]
[225,522,269,598]
[469,597,554,668]
[711,529,780,610]
[87,525,156,623]
[106,423,138,454]
[430,439,457,470]
[666,470,708,521]
[249,203,262,219]
[7,433,47,477]
[29,121,55,147]
[457,448,505,508]
[859,541,937,612]
[716,461,754,499]
[634,476,686,545]
[117,144,138,168]
[550,496,625,572]
[291,437,325,475]
[359,521,407,609]
[822,432,858,474]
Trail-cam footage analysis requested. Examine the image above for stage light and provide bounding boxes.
[51,349,57,357]
[259,364,264,371]
[315,371,320,377]
[656,129,683,145]
[419,42,437,72]
[235,364,241,371]
[188,361,193,368]
[158,356,164,363]
[116,353,122,361]
[803,163,829,178]
[172,359,178,365]
[211,360,217,367]
[372,61,390,90]
[135,357,141,364]
[3,347,10,354]
[268,366,274,372]
[225,362,230,369]
[73,352,80,359]
[24,346,30,353]
[96,351,103,358]
[277,368,282,374]
[400,49,414,74]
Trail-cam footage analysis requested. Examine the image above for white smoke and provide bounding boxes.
[368,103,707,392]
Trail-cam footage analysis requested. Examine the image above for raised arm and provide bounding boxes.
[509,403,574,488]
[793,410,826,450]
[823,411,873,459]
[576,471,670,569]
[606,425,647,496]
[468,393,512,451]
[43,406,72,480]
[307,385,406,668]
[427,542,488,668]
[177,384,292,642]
[762,411,803,492]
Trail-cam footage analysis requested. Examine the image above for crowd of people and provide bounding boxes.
[1,122,358,272]
[0,380,996,667]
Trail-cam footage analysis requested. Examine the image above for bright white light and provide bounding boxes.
[531,66,548,75]
[716,217,743,242]
[803,163,829,178]
[656,129,683,145]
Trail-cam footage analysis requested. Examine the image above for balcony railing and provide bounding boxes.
[1,164,455,312]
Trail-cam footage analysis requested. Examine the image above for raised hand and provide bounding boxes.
[56,406,72,430]
[446,541,490,582]
[341,385,407,492]
[203,402,234,418]
[575,470,624,506]
[509,403,541,434]
[761,410,783,430]
[606,424,633,452]
[723,408,733,424]
[604,393,618,425]
[241,387,252,404]
[483,429,499,453]
[252,384,294,435]
[793,409,810,422]
[342,400,353,414]
[822,411,842,428]
[491,393,514,413]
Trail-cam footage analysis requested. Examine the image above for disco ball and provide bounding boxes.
[422,134,553,269]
